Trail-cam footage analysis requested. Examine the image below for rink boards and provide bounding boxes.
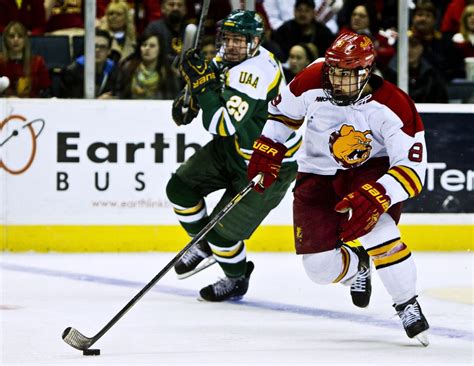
[1,100,472,252]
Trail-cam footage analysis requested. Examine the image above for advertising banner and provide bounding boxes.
[404,112,473,213]
[0,99,212,225]
[1,100,472,251]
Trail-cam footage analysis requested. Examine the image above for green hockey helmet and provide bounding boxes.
[217,10,264,63]
[221,10,264,39]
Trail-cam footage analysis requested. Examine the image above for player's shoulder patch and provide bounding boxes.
[371,77,424,136]
[228,54,280,100]
[289,58,324,97]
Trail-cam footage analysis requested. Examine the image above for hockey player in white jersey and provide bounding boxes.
[247,31,430,345]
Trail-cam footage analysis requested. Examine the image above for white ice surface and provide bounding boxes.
[1,252,472,365]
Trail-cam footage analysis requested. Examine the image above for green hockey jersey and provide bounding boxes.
[196,46,302,164]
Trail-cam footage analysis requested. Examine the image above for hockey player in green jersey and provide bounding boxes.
[166,10,301,302]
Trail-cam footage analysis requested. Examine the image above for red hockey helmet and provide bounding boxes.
[323,32,375,105]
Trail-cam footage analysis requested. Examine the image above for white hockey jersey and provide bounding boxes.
[262,59,427,206]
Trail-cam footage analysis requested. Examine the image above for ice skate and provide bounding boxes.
[174,239,215,279]
[199,261,254,302]
[346,245,372,308]
[395,296,430,346]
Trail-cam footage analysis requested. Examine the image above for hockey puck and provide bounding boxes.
[83,349,100,356]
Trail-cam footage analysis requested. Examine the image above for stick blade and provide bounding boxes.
[62,327,94,350]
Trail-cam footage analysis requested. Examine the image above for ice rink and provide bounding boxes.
[1,251,472,365]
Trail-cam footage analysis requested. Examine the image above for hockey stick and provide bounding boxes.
[181,0,211,114]
[62,173,263,352]
[173,23,197,69]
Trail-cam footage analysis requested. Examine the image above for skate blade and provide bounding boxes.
[197,295,244,302]
[176,257,217,280]
[415,331,429,347]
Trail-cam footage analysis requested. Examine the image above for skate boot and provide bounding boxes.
[395,296,430,346]
[199,261,254,302]
[345,245,372,308]
[174,239,215,279]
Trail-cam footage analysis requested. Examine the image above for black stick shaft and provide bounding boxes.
[78,174,261,347]
[182,0,211,109]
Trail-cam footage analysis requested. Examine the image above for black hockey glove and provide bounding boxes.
[179,48,218,94]
[172,88,200,126]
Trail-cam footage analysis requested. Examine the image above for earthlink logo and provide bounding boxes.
[0,114,45,175]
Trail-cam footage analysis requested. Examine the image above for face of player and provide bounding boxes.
[222,31,248,63]
[141,36,160,64]
[327,66,369,100]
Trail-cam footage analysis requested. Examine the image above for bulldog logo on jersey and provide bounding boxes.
[329,124,372,168]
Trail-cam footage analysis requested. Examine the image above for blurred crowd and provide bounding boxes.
[0,0,473,103]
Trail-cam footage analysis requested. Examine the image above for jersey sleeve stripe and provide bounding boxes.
[267,67,282,94]
[218,112,228,136]
[220,109,236,136]
[387,165,422,197]
[268,113,305,130]
[398,165,422,194]
[234,138,252,160]
[210,107,235,136]
[267,53,282,94]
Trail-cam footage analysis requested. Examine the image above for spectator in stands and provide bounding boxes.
[145,0,188,68]
[282,42,318,81]
[0,0,46,35]
[383,35,448,103]
[0,21,51,97]
[97,0,161,34]
[452,4,474,58]
[44,0,84,34]
[263,0,294,30]
[272,0,335,62]
[60,29,118,98]
[200,36,217,61]
[98,0,136,63]
[337,0,398,31]
[259,11,285,62]
[408,1,452,80]
[338,2,395,72]
[116,31,180,99]
[446,3,474,79]
[441,0,474,37]
[264,0,342,34]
